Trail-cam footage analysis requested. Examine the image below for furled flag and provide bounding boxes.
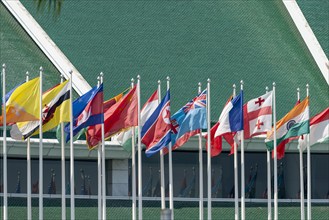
[116,90,159,152]
[170,89,207,151]
[298,107,329,150]
[10,80,70,140]
[0,77,40,125]
[205,96,235,157]
[86,86,138,149]
[141,90,171,157]
[64,84,104,142]
[214,91,244,139]
[244,91,273,139]
[265,97,310,153]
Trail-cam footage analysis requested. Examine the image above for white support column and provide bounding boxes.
[2,64,8,220]
[198,82,204,220]
[39,67,43,220]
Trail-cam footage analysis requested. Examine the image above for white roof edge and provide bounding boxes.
[283,0,329,85]
[2,0,91,95]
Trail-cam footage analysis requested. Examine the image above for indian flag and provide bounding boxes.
[265,97,309,150]
[298,107,329,151]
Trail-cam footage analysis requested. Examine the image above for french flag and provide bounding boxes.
[214,91,243,138]
[141,90,171,157]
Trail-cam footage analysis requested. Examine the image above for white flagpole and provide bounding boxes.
[306,84,311,220]
[69,70,75,219]
[273,82,278,220]
[158,80,166,211]
[167,77,174,220]
[2,63,8,220]
[207,79,211,220]
[100,73,106,220]
[233,84,239,220]
[240,80,245,220]
[198,82,204,220]
[26,72,32,220]
[265,86,271,220]
[137,75,143,220]
[39,67,44,220]
[131,78,137,220]
[60,74,66,220]
[297,88,305,220]
[96,76,102,220]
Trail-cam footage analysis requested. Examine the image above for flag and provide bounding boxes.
[3,82,23,104]
[171,89,207,150]
[214,91,244,138]
[64,84,104,142]
[0,77,40,125]
[86,86,138,149]
[10,80,71,140]
[265,97,310,152]
[141,90,171,157]
[205,96,235,157]
[116,90,159,152]
[244,91,273,139]
[298,107,329,150]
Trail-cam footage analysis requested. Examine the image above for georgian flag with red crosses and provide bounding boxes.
[243,91,273,139]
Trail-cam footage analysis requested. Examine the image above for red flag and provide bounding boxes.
[86,86,138,149]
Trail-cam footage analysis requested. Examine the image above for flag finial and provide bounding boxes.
[69,70,73,75]
[100,72,103,77]
[272,82,276,87]
[265,86,269,92]
[297,88,300,92]
[2,63,5,68]
[131,78,134,83]
[158,80,161,85]
[306,84,309,89]
[207,78,210,83]
[166,76,170,81]
[137,75,140,80]
[198,82,201,87]
[26,71,29,76]
[240,80,244,85]
[233,84,236,89]
[40,66,43,71]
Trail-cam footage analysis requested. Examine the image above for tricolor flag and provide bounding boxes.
[86,86,138,149]
[244,91,273,139]
[64,84,104,142]
[141,90,171,157]
[11,80,71,139]
[171,89,207,151]
[0,77,40,125]
[298,107,329,150]
[214,91,244,138]
[265,97,310,151]
[116,90,159,152]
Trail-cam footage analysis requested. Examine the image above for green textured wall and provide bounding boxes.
[16,1,329,120]
[297,0,329,57]
[0,3,61,92]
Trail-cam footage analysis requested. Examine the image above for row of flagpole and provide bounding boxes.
[1,63,316,220]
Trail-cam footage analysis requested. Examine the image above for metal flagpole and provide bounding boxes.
[100,73,107,220]
[240,80,245,220]
[131,78,137,220]
[273,82,278,220]
[39,67,43,220]
[265,86,271,220]
[137,75,143,220]
[60,74,66,220]
[306,84,311,220]
[297,88,305,220]
[96,76,102,220]
[25,71,32,220]
[233,84,239,220]
[69,70,75,219]
[2,64,8,220]
[167,77,174,220]
[198,82,204,220]
[158,80,166,211]
[207,79,211,220]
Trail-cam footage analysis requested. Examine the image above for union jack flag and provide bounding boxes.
[182,89,207,113]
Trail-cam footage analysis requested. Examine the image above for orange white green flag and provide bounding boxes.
[265,97,310,150]
[0,77,40,125]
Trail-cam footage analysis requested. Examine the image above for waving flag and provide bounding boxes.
[171,89,207,150]
[265,97,309,153]
[298,107,329,150]
[142,90,171,157]
[215,91,244,138]
[64,84,104,142]
[87,86,138,149]
[10,80,70,139]
[117,90,159,152]
[0,77,40,125]
[244,91,272,139]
